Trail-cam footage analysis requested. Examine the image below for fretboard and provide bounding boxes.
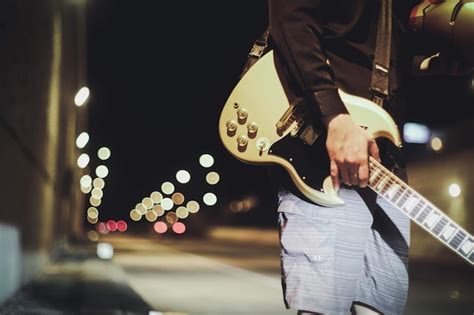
[368,157,473,265]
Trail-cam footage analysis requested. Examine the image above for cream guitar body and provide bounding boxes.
[219,50,473,265]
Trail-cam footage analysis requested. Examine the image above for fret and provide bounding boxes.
[396,190,412,208]
[449,230,467,249]
[391,185,406,204]
[384,183,400,200]
[415,205,433,224]
[409,202,425,218]
[369,168,381,184]
[432,216,449,235]
[440,224,457,242]
[402,195,419,213]
[376,175,389,191]
[423,210,441,229]
[460,238,473,256]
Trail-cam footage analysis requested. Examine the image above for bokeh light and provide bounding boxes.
[76,132,90,149]
[172,222,186,234]
[199,154,214,168]
[176,170,191,184]
[74,87,90,106]
[145,210,158,222]
[176,206,189,219]
[93,178,105,189]
[90,197,101,207]
[154,221,168,234]
[161,182,175,195]
[98,147,111,160]
[80,175,93,188]
[77,153,90,169]
[161,198,174,211]
[172,192,185,205]
[206,171,220,185]
[165,212,178,224]
[95,165,109,178]
[203,192,217,206]
[136,203,147,214]
[130,209,142,221]
[448,183,461,198]
[106,220,118,232]
[142,197,154,209]
[80,185,92,194]
[430,136,443,151]
[91,188,103,199]
[87,207,99,219]
[187,200,200,213]
[117,220,128,232]
[150,191,163,204]
[153,205,165,216]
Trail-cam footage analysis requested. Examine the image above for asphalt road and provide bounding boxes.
[102,227,473,315]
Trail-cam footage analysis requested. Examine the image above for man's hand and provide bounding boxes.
[322,113,380,189]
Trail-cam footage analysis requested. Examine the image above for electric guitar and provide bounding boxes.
[218,50,473,265]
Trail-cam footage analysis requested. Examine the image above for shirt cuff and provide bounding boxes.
[313,89,349,117]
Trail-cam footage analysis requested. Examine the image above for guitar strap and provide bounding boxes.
[239,28,270,79]
[244,0,392,106]
[370,0,392,106]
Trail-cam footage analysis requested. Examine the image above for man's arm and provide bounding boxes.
[269,0,379,188]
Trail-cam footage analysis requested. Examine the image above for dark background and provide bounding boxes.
[85,0,473,231]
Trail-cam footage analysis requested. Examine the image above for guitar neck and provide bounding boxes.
[368,157,473,265]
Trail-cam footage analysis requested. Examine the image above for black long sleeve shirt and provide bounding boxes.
[269,0,419,120]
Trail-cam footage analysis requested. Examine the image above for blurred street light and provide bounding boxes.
[74,87,90,107]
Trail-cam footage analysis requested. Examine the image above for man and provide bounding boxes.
[268,1,419,314]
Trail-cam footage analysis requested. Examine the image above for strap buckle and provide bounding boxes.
[249,40,268,58]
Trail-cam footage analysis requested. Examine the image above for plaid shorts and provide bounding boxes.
[278,188,410,315]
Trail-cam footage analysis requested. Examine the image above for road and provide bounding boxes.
[102,227,473,315]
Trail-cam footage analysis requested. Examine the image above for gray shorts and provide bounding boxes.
[278,188,410,315]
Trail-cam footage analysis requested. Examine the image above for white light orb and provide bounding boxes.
[161,182,175,195]
[448,183,461,198]
[77,153,90,169]
[80,175,93,188]
[74,87,90,107]
[98,147,111,160]
[96,165,109,178]
[199,154,214,168]
[76,132,90,149]
[203,192,217,206]
[176,170,191,184]
[161,198,174,211]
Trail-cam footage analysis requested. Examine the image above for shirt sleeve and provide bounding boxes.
[268,0,348,117]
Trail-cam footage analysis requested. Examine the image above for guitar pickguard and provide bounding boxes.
[269,129,329,192]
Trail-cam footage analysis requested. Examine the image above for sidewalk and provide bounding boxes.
[0,243,153,315]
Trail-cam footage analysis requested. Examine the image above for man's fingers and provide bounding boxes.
[368,139,380,162]
[349,164,359,186]
[358,162,369,187]
[339,163,351,186]
[330,160,340,191]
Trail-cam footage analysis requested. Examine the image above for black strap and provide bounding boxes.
[370,0,392,106]
[239,28,270,79]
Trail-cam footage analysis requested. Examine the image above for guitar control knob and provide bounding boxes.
[237,108,248,123]
[247,122,258,136]
[237,135,248,149]
[226,120,238,133]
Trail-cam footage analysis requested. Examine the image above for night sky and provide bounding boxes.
[85,1,473,231]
